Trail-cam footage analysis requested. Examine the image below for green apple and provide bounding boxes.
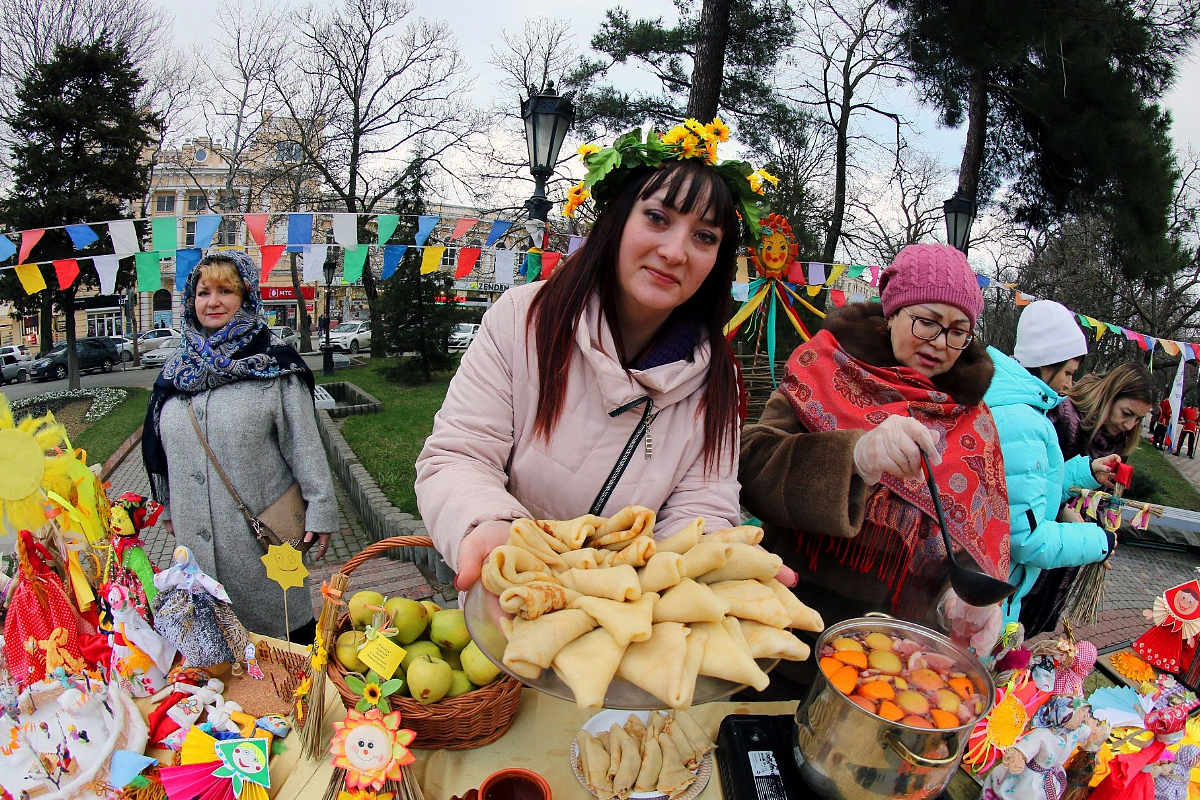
[461,640,501,686]
[439,647,462,671]
[384,597,429,644]
[334,630,367,673]
[446,670,475,697]
[420,600,442,620]
[348,591,385,630]
[400,640,442,675]
[407,656,452,705]
[430,609,471,652]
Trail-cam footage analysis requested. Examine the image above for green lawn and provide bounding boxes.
[1127,440,1200,512]
[75,387,151,466]
[317,364,454,515]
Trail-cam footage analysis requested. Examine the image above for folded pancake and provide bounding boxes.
[656,732,696,797]
[606,723,622,785]
[558,547,612,571]
[499,581,581,619]
[502,609,596,679]
[616,622,708,709]
[679,540,730,579]
[738,619,812,661]
[701,525,764,546]
[481,545,560,595]
[647,709,667,744]
[635,736,663,792]
[692,618,770,691]
[762,577,825,632]
[674,709,716,759]
[656,518,703,554]
[577,730,613,794]
[552,627,627,709]
[560,564,642,601]
[571,592,657,646]
[538,514,603,550]
[624,713,646,743]
[652,578,729,624]
[638,551,686,593]
[695,542,782,583]
[508,520,569,567]
[664,714,703,771]
[608,535,657,567]
[610,723,641,798]
[591,505,656,547]
[707,580,792,628]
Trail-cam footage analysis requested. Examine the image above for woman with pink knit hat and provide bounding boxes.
[740,243,1010,692]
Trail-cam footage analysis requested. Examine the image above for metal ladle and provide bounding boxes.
[920,449,1016,607]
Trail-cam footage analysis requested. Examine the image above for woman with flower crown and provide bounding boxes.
[416,119,795,589]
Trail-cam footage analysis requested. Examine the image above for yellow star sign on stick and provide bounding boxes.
[261,543,309,590]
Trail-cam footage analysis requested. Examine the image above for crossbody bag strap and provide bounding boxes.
[589,395,659,516]
[187,399,261,534]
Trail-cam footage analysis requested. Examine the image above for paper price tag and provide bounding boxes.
[358,636,406,679]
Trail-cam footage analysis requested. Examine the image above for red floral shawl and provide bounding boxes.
[780,329,1010,615]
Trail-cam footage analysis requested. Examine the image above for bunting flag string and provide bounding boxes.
[65,224,99,250]
[52,259,80,290]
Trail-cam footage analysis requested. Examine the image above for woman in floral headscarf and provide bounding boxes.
[142,251,337,640]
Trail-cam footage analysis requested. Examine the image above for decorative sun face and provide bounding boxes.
[329,709,417,791]
[0,395,72,535]
[748,213,799,280]
[759,230,790,275]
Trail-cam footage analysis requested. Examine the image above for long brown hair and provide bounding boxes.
[1067,362,1153,456]
[526,158,744,472]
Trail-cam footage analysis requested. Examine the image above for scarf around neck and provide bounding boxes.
[780,327,1010,614]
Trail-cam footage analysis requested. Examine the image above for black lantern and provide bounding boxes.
[321,242,337,377]
[521,83,575,224]
[943,191,976,254]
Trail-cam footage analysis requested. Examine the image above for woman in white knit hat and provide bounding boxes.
[982,300,1120,626]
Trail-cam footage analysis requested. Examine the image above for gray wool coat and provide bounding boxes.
[155,374,338,638]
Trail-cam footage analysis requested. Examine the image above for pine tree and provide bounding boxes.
[0,38,158,387]
[379,160,468,384]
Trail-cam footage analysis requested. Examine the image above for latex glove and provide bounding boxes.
[454,519,514,590]
[1092,454,1121,489]
[852,415,940,485]
[938,588,1002,656]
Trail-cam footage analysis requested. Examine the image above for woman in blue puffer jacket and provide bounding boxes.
[983,300,1119,625]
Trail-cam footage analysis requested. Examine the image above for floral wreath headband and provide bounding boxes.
[563,118,777,244]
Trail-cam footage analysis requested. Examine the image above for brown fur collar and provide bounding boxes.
[821,302,994,407]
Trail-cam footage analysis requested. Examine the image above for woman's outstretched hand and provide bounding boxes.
[853,415,940,485]
[454,519,513,591]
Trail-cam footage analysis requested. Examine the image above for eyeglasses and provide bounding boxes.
[903,309,974,350]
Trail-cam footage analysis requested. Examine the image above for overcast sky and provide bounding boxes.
[161,0,1200,177]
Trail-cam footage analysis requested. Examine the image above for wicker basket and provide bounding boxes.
[325,535,523,750]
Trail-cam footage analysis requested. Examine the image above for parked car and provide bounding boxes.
[448,323,481,351]
[269,326,300,349]
[105,336,135,363]
[138,328,180,345]
[0,345,32,362]
[140,337,181,369]
[327,320,371,353]
[1,354,29,384]
[30,338,120,381]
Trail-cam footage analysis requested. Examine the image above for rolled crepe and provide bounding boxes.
[616,622,708,710]
[560,564,642,601]
[606,724,622,785]
[638,551,686,593]
[571,592,657,646]
[559,548,611,571]
[702,525,764,546]
[577,730,613,794]
[499,581,581,619]
[763,577,825,632]
[653,578,729,624]
[708,580,792,628]
[508,520,569,568]
[695,542,782,583]
[610,723,641,798]
[738,619,812,661]
[679,540,730,578]
[538,514,603,550]
[656,732,696,797]
[656,518,703,554]
[674,709,716,759]
[635,736,663,791]
[481,545,559,595]
[692,618,770,691]
[608,535,657,567]
[647,710,667,744]
[590,505,656,548]
[624,713,647,743]
[503,609,596,679]
[665,714,702,771]
[553,627,627,709]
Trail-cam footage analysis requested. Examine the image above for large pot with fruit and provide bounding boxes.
[795,617,994,800]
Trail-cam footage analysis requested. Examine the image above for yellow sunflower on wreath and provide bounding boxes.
[0,394,73,535]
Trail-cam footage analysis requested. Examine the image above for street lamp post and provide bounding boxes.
[521,83,576,235]
[943,191,976,254]
[322,249,336,377]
